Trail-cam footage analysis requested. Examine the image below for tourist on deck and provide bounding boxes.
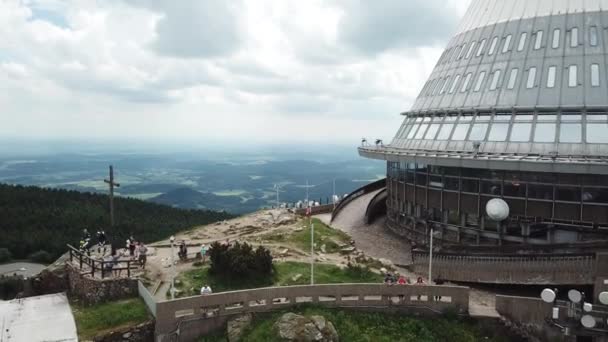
[178,241,188,261]
[200,285,212,295]
[415,277,425,300]
[397,275,408,285]
[97,230,107,255]
[384,272,395,285]
[137,243,148,269]
[200,244,208,264]
[433,276,445,301]
[128,235,136,257]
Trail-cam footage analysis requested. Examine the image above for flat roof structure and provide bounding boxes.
[0,293,78,342]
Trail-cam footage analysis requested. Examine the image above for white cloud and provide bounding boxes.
[0,0,471,145]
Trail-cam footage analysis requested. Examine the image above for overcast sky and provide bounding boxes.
[0,0,471,145]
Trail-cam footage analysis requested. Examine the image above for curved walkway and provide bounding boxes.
[318,189,412,266]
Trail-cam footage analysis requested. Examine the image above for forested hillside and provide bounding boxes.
[0,184,235,260]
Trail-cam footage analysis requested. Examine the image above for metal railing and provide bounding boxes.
[67,244,137,279]
[331,178,386,222]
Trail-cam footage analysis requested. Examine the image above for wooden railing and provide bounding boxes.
[67,244,136,279]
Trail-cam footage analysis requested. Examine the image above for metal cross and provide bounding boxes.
[104,165,120,227]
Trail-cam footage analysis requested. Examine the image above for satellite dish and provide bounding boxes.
[581,315,596,329]
[598,291,608,305]
[583,302,593,312]
[486,198,509,221]
[541,289,556,303]
[568,289,582,303]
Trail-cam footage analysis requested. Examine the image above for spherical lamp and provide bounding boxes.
[486,198,510,221]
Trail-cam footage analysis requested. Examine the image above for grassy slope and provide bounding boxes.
[71,298,150,340]
[172,261,383,298]
[199,306,512,342]
[262,218,351,253]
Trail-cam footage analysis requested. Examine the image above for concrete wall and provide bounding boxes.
[154,283,469,342]
[138,281,157,317]
[594,253,608,302]
[413,251,596,285]
[67,264,138,305]
[93,320,155,342]
[495,295,565,342]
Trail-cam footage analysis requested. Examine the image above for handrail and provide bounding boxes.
[331,178,386,222]
[67,244,136,279]
[364,188,387,224]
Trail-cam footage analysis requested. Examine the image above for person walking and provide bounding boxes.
[137,242,148,269]
[97,230,107,255]
[128,235,136,257]
[200,244,208,264]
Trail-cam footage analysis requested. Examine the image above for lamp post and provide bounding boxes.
[170,235,175,300]
[428,227,433,284]
[310,222,314,285]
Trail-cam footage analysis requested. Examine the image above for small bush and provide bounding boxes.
[28,250,53,264]
[0,248,12,263]
[209,241,273,280]
[0,275,24,300]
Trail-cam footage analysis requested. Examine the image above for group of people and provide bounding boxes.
[383,271,446,301]
[78,229,109,257]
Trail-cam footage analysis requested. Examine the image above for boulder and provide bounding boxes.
[227,313,253,342]
[273,312,339,342]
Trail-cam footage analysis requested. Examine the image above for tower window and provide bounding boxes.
[469,123,489,140]
[517,32,527,51]
[560,123,582,143]
[488,36,498,55]
[547,66,557,88]
[590,26,599,47]
[534,123,556,142]
[437,124,455,140]
[449,74,461,94]
[489,70,502,90]
[465,41,477,59]
[591,64,600,87]
[457,43,468,59]
[439,76,451,94]
[534,30,543,50]
[526,67,537,89]
[460,73,472,92]
[568,65,578,87]
[570,27,579,47]
[552,28,561,49]
[502,34,512,53]
[488,123,509,141]
[510,123,532,142]
[476,39,487,57]
[507,68,519,89]
[474,71,486,92]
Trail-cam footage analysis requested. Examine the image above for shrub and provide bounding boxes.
[209,241,273,280]
[28,250,53,264]
[0,275,24,300]
[0,248,12,263]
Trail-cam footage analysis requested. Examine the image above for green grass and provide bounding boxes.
[71,298,150,340]
[263,218,351,253]
[171,261,383,298]
[198,306,513,342]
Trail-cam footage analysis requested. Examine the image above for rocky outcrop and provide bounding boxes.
[227,313,252,342]
[273,313,339,342]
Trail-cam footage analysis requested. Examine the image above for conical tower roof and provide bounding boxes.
[361,0,608,174]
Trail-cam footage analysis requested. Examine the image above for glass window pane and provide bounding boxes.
[507,68,518,89]
[459,115,474,122]
[510,123,532,141]
[526,67,537,88]
[534,30,543,50]
[587,123,608,143]
[444,116,458,122]
[439,76,451,94]
[547,66,557,88]
[432,116,445,122]
[537,114,557,121]
[465,41,476,59]
[534,123,556,142]
[488,123,509,141]
[469,123,489,140]
[449,74,461,93]
[515,114,534,121]
[591,64,600,87]
[552,29,561,49]
[437,124,454,140]
[424,124,440,139]
[461,73,472,92]
[407,124,420,139]
[452,46,462,61]
[432,78,444,95]
[571,27,579,48]
[561,114,581,121]
[415,124,429,139]
[568,65,578,87]
[423,117,431,122]
[490,70,502,90]
[517,32,527,51]
[590,26,598,47]
[474,71,486,92]
[415,117,424,122]
[587,114,608,121]
[494,114,512,121]
[560,123,582,142]
[488,36,498,55]
[502,34,512,53]
[476,39,486,57]
[452,124,471,140]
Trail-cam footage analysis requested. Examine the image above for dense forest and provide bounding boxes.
[0,183,235,261]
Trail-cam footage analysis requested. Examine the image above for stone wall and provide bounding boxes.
[92,320,155,342]
[67,264,138,305]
